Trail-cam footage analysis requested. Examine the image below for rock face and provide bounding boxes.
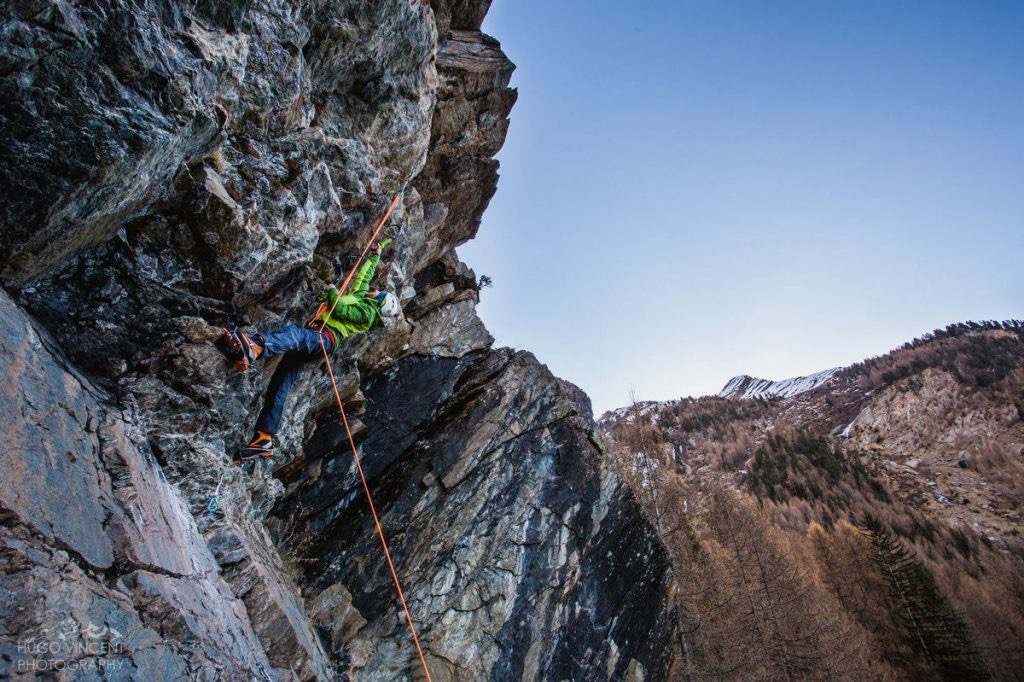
[274,350,675,680]
[1,1,678,679]
[841,361,1024,544]
[0,289,280,679]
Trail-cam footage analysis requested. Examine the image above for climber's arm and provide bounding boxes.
[349,253,380,297]
[324,285,341,309]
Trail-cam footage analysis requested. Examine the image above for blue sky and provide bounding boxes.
[457,0,1024,415]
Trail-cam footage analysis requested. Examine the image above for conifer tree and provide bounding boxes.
[860,515,988,681]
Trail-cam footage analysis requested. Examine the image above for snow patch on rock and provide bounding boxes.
[719,368,840,400]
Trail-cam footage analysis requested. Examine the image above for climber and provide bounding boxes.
[222,239,401,463]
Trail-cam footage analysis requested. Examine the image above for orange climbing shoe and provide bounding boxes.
[234,431,274,464]
[222,327,263,371]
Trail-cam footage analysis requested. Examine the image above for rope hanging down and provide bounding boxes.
[315,192,433,681]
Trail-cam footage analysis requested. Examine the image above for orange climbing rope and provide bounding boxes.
[314,192,433,681]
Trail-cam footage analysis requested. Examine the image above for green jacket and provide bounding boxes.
[318,254,383,338]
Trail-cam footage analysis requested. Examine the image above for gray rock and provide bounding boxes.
[274,350,677,680]
[1,1,680,679]
[0,290,276,679]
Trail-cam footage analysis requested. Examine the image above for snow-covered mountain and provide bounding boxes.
[718,368,840,400]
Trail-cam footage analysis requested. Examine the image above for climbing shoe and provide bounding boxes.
[234,432,274,464]
[222,327,262,371]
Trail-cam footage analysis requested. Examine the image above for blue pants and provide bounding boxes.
[254,324,335,435]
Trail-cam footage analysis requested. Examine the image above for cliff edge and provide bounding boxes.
[0,1,677,679]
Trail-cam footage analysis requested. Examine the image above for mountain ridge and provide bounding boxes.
[601,318,1024,680]
[718,367,841,400]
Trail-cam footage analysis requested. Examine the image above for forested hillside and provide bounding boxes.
[602,321,1024,680]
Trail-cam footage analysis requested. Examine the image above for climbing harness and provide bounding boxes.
[314,191,433,681]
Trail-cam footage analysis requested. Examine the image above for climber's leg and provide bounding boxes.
[223,323,335,373]
[259,324,334,358]
[234,355,302,463]
[237,356,301,462]
[234,326,334,464]
[255,354,305,435]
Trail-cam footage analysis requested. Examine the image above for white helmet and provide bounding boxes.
[378,291,401,319]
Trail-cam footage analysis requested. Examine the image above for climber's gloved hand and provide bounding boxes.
[319,286,340,304]
[376,238,393,255]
